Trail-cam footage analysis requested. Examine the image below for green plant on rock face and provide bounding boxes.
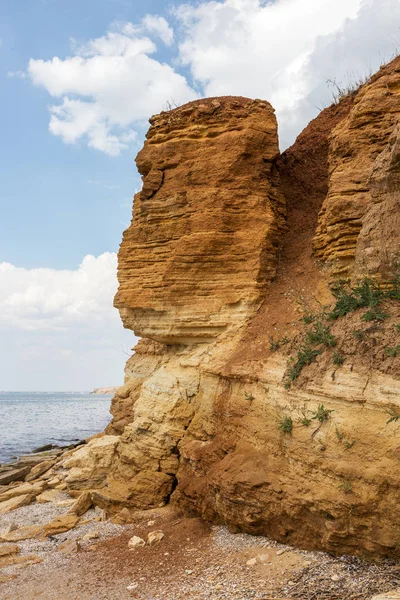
[333,351,345,366]
[298,406,312,427]
[395,324,400,334]
[269,336,280,352]
[362,308,389,322]
[344,440,356,450]
[386,273,400,300]
[386,408,400,424]
[335,427,355,449]
[244,392,255,401]
[269,336,290,351]
[288,346,321,381]
[338,480,353,494]
[335,426,345,442]
[329,278,384,320]
[279,415,293,435]
[306,320,337,348]
[302,312,317,325]
[312,404,334,423]
[385,345,400,357]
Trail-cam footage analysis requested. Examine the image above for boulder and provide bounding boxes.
[128,536,146,549]
[0,481,45,502]
[147,530,164,546]
[25,460,54,481]
[0,466,31,485]
[67,490,93,516]
[0,493,34,514]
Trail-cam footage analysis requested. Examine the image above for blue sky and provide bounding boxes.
[0,0,399,390]
[0,0,170,269]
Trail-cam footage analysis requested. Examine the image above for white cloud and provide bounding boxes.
[28,19,197,155]
[173,0,400,148]
[0,254,137,390]
[0,253,120,332]
[142,15,174,46]
[7,70,26,79]
[174,0,364,147]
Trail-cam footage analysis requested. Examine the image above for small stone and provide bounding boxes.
[147,530,164,546]
[82,531,99,541]
[276,548,288,556]
[55,482,67,490]
[331,574,340,581]
[58,539,80,554]
[0,522,17,535]
[0,544,20,557]
[246,558,257,567]
[37,489,63,504]
[0,574,17,583]
[147,520,156,527]
[185,570,193,575]
[128,536,146,549]
[0,553,43,568]
[127,582,138,591]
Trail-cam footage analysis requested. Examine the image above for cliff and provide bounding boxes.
[66,58,400,558]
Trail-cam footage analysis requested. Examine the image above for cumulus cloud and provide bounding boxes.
[24,0,400,153]
[28,19,197,155]
[174,0,400,147]
[0,254,137,390]
[142,15,174,46]
[0,253,121,332]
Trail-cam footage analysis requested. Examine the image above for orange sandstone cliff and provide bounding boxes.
[64,58,400,558]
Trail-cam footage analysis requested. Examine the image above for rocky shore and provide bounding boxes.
[0,438,400,599]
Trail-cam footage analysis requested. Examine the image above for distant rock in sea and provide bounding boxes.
[90,387,118,395]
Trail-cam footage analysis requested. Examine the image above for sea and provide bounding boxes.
[0,391,113,464]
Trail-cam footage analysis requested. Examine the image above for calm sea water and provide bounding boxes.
[0,392,113,464]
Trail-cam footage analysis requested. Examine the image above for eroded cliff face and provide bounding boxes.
[313,58,400,277]
[114,97,285,344]
[66,60,400,558]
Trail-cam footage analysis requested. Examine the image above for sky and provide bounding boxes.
[0,0,399,391]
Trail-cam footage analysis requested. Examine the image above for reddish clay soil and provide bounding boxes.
[2,506,400,600]
[224,97,355,373]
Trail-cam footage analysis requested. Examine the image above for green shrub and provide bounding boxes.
[306,321,337,348]
[312,404,334,423]
[279,416,293,435]
[269,336,290,352]
[329,278,384,320]
[385,346,400,357]
[386,408,400,424]
[333,352,344,366]
[362,308,389,322]
[288,346,321,381]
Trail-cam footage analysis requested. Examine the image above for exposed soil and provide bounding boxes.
[223,97,355,373]
[1,505,400,600]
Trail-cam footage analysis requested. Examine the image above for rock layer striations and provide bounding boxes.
[114,97,285,344]
[64,60,400,559]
